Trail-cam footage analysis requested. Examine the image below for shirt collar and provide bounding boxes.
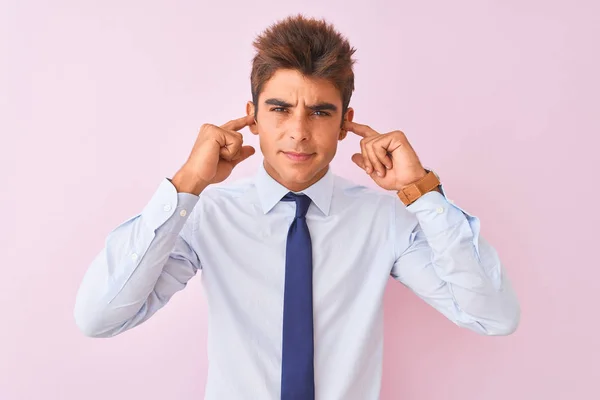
[254,160,334,216]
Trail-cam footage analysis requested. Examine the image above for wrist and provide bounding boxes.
[396,169,441,206]
[171,168,209,196]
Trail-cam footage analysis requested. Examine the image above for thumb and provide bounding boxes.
[351,153,366,170]
[232,145,256,166]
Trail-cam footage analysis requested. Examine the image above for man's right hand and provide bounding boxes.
[171,115,256,195]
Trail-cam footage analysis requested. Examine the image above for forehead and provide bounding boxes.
[260,69,342,105]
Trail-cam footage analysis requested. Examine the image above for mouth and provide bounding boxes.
[282,151,315,162]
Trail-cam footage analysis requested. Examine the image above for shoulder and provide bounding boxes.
[331,173,416,223]
[332,173,397,205]
[197,176,255,207]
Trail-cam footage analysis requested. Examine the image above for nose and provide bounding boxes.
[287,114,311,142]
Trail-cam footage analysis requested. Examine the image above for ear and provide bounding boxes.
[339,107,354,141]
[246,101,259,135]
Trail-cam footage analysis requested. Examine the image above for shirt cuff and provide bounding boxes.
[140,178,200,234]
[405,184,481,240]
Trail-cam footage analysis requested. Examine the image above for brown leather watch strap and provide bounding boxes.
[397,170,441,206]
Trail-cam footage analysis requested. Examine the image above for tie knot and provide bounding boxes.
[282,192,312,218]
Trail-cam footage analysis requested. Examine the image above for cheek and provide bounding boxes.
[257,130,285,162]
[319,130,341,150]
[257,120,285,141]
[259,113,285,130]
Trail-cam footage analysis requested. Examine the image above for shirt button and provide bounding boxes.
[163,204,172,212]
[180,209,187,217]
[436,207,445,214]
[131,253,138,261]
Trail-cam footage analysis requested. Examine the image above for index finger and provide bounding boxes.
[343,121,379,138]
[221,115,255,132]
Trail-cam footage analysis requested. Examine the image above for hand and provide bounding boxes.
[172,115,256,194]
[344,121,427,191]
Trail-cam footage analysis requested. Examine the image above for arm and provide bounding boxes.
[74,178,201,338]
[390,189,520,336]
[74,115,257,338]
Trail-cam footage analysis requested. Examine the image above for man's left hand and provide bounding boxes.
[343,121,427,191]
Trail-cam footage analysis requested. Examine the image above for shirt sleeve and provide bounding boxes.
[74,178,202,338]
[390,187,521,335]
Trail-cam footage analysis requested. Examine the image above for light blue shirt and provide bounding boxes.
[74,160,520,399]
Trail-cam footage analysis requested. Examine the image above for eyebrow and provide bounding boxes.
[264,98,338,112]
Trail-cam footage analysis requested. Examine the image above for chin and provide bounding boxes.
[276,165,316,182]
[266,154,326,186]
[287,170,319,184]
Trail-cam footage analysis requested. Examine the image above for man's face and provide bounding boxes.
[247,69,354,192]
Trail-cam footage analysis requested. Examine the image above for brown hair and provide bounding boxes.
[250,14,357,121]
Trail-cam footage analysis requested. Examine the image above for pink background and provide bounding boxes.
[2,1,599,399]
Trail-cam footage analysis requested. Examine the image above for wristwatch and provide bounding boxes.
[396,169,441,206]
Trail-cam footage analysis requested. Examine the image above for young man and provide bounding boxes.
[75,14,520,400]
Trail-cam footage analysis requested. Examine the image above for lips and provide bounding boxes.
[282,151,315,162]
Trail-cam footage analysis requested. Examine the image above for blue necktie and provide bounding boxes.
[280,192,315,400]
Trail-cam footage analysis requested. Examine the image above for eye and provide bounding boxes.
[271,107,287,113]
[313,110,331,117]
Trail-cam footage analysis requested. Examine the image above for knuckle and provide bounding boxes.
[200,123,215,132]
[229,133,243,145]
